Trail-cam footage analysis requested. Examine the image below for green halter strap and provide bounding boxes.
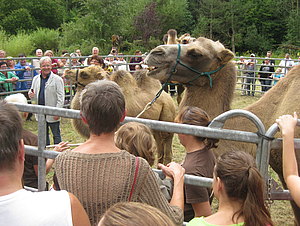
[171,44,226,88]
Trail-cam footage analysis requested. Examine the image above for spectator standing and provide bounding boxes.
[188,151,274,226]
[88,55,105,68]
[54,80,184,226]
[245,54,257,96]
[84,47,100,66]
[258,58,275,92]
[129,50,143,71]
[236,56,247,95]
[75,49,85,64]
[115,122,173,201]
[175,106,218,222]
[0,100,90,226]
[44,50,63,75]
[279,53,294,74]
[32,49,43,74]
[265,50,275,66]
[6,56,16,74]
[0,61,18,93]
[272,68,284,86]
[28,56,65,145]
[5,93,69,189]
[15,53,37,91]
[115,53,128,71]
[0,50,6,62]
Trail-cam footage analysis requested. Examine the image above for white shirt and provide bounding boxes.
[0,189,73,226]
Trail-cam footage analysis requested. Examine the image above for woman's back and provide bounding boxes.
[55,150,183,225]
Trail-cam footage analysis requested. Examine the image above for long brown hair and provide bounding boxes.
[175,106,218,149]
[215,151,274,226]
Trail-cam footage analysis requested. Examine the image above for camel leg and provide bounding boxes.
[162,132,173,164]
[152,131,164,164]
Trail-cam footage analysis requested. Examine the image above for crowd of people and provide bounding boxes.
[0,47,147,97]
[236,51,300,96]
[1,46,300,225]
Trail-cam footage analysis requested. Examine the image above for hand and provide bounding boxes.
[276,112,298,134]
[53,116,60,120]
[28,89,35,99]
[25,66,31,71]
[53,141,69,152]
[158,162,185,180]
[11,77,18,82]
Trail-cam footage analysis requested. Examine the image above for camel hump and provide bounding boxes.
[110,70,137,87]
[133,70,162,91]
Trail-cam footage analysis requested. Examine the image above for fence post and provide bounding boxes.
[37,114,47,191]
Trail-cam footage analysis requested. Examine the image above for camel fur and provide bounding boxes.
[64,66,176,164]
[145,38,300,224]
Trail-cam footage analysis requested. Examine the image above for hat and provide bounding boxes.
[250,53,255,57]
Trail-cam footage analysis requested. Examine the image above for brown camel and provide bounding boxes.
[64,66,176,164]
[145,38,300,224]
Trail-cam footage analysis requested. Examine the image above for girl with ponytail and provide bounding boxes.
[175,106,218,221]
[188,151,274,226]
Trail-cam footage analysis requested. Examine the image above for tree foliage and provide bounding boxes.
[0,0,299,55]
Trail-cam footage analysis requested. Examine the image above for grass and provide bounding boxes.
[23,90,294,225]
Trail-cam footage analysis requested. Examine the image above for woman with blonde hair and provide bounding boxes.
[115,122,172,200]
[99,202,175,226]
[115,122,156,166]
[188,151,274,226]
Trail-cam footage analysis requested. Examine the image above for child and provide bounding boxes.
[272,68,284,85]
[115,122,173,201]
[175,106,218,222]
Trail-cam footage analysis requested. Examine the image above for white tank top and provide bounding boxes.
[0,189,73,226]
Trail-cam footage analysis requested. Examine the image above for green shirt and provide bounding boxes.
[187,217,244,226]
[0,71,18,92]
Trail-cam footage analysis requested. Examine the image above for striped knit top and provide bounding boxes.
[54,150,183,226]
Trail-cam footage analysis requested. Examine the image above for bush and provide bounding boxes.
[4,32,34,56]
[30,28,60,54]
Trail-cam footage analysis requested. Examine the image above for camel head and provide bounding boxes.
[64,65,108,88]
[144,37,234,87]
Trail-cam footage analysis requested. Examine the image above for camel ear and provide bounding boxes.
[218,49,234,64]
[96,72,104,80]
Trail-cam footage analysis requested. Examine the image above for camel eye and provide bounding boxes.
[187,49,202,58]
[80,72,89,79]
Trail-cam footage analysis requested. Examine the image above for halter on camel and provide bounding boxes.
[136,44,226,118]
[75,69,86,89]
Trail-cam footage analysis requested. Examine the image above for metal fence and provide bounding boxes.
[14,103,296,201]
[235,56,300,96]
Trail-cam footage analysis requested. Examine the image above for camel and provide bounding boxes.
[64,66,176,164]
[144,38,300,224]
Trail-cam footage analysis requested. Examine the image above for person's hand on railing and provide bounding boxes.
[52,141,69,153]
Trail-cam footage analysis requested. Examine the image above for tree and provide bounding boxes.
[133,2,161,43]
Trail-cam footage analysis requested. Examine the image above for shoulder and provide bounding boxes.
[187,217,208,226]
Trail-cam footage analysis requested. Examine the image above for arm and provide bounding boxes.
[33,141,69,175]
[56,77,65,108]
[192,201,212,217]
[159,162,185,210]
[276,112,300,206]
[68,192,91,226]
[138,161,184,225]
